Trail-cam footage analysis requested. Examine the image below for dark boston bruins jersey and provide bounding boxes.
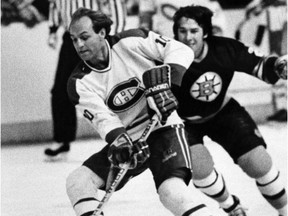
[178,36,279,120]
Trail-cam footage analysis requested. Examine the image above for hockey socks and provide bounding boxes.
[73,197,102,216]
[256,165,287,215]
[193,169,230,203]
[66,166,106,216]
[193,169,245,213]
[278,205,287,216]
[181,204,211,216]
[81,211,103,216]
[158,177,216,215]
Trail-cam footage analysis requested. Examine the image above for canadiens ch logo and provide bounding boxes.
[190,72,222,102]
[106,78,145,112]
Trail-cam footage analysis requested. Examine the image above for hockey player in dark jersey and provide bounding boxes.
[172,5,287,216]
[65,8,218,216]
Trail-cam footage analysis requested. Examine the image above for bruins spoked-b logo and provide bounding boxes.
[190,72,222,102]
[106,78,145,112]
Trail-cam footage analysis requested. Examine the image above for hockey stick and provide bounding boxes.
[92,114,159,216]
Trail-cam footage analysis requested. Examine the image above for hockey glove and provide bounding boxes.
[108,133,134,169]
[108,133,150,169]
[132,140,150,166]
[274,55,287,80]
[142,65,178,124]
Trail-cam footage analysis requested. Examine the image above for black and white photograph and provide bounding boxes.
[1,0,287,215]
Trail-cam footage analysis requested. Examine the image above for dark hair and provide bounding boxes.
[69,8,113,34]
[173,5,213,40]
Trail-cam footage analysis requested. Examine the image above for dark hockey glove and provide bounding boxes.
[132,140,150,166]
[274,55,287,80]
[142,65,178,125]
[108,133,150,169]
[108,133,134,169]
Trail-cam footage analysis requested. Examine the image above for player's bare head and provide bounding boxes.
[173,5,213,40]
[69,8,113,35]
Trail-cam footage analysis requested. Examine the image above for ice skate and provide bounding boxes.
[44,142,70,161]
[224,196,247,216]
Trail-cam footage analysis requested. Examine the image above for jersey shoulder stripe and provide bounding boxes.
[107,28,149,47]
[67,62,92,106]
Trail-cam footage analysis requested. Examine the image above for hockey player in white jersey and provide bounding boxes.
[44,0,127,158]
[66,8,218,216]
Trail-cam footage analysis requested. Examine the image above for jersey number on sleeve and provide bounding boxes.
[155,36,169,47]
[84,109,94,122]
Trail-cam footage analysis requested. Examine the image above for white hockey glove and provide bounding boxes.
[142,65,179,125]
[108,133,150,169]
[274,55,287,80]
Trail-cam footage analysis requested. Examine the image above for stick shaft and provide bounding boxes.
[93,115,159,215]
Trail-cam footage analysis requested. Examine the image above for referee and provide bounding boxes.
[45,0,127,158]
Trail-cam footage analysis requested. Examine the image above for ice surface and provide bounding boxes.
[1,122,287,216]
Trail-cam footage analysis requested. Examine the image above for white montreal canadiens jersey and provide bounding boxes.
[67,29,194,141]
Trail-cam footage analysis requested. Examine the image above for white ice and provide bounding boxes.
[1,122,287,216]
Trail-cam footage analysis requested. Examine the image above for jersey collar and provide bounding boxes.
[84,39,112,73]
[194,41,208,63]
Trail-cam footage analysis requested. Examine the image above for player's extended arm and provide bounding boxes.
[142,64,178,125]
[251,54,287,84]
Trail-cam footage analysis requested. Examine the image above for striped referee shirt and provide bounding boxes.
[48,0,126,35]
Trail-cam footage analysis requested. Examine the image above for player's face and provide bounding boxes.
[70,16,106,63]
[176,17,205,58]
